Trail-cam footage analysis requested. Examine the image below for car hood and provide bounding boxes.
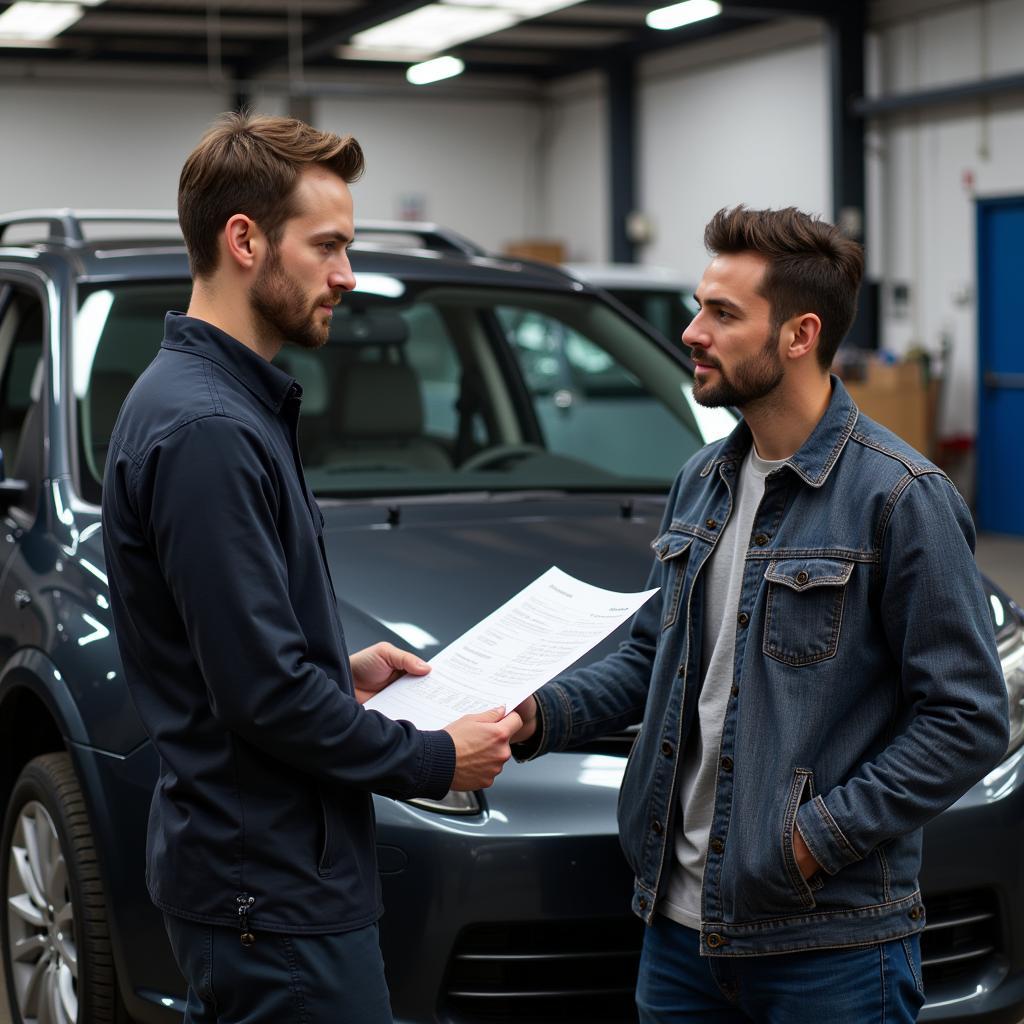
[322,493,667,660]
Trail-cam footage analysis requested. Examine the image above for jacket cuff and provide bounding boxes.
[512,682,570,761]
[796,796,862,876]
[417,730,457,799]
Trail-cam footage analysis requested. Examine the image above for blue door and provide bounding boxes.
[977,197,1024,536]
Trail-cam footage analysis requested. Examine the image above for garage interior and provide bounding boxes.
[1,0,1023,1022]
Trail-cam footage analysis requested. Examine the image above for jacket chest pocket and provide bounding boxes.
[762,557,854,666]
[652,532,694,630]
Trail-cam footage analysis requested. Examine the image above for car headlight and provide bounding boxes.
[1001,629,1024,757]
[405,791,481,815]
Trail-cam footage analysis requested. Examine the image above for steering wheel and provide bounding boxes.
[458,443,545,472]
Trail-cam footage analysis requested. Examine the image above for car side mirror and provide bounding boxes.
[0,449,28,511]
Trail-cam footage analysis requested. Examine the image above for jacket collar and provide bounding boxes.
[161,312,298,414]
[700,375,859,489]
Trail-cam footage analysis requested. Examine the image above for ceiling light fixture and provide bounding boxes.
[646,0,722,31]
[345,0,584,62]
[406,54,466,85]
[0,1,85,43]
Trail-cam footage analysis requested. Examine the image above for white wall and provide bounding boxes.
[0,78,542,255]
[0,80,227,210]
[637,23,830,284]
[866,0,1024,438]
[314,93,542,254]
[536,72,609,262]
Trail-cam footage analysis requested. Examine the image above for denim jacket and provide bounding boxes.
[524,377,1009,955]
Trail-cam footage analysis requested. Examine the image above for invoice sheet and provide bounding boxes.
[364,566,658,731]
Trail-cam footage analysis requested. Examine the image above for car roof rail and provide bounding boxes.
[354,220,486,258]
[0,208,180,246]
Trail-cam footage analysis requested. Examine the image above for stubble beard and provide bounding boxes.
[692,327,785,409]
[249,247,336,351]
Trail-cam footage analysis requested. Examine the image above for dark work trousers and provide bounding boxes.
[163,913,393,1024]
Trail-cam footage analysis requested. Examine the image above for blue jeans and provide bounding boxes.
[163,913,393,1023]
[636,915,925,1023]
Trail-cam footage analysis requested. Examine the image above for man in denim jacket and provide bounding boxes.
[512,207,1009,1022]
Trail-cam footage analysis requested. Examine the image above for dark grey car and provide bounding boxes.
[0,211,1022,1024]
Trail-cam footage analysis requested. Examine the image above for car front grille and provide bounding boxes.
[921,889,1002,988]
[442,918,643,1023]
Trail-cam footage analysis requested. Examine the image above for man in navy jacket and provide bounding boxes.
[102,112,521,1023]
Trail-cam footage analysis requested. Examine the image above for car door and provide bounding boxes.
[0,277,49,665]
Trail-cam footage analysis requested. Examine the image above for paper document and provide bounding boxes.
[365,566,658,731]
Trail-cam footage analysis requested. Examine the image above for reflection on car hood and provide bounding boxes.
[323,494,666,659]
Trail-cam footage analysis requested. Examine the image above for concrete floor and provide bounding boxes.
[1,535,1023,1024]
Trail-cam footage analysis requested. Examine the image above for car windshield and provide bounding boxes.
[73,280,736,504]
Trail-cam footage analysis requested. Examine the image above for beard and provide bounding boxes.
[691,327,784,408]
[249,247,337,351]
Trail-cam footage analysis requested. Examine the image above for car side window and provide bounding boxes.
[497,305,704,480]
[0,285,45,509]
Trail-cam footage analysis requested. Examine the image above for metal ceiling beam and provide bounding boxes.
[827,0,866,238]
[607,57,637,263]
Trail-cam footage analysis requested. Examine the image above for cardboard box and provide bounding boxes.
[842,358,938,458]
[502,239,567,264]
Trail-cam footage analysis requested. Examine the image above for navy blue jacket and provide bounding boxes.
[102,313,456,935]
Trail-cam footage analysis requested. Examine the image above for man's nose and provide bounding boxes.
[329,259,356,293]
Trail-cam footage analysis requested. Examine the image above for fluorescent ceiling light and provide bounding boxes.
[446,0,581,15]
[352,5,515,54]
[407,55,465,85]
[348,0,583,60]
[0,1,84,42]
[646,0,722,31]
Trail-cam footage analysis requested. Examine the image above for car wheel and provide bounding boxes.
[2,753,126,1024]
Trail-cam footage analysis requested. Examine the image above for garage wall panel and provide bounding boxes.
[636,40,830,285]
[316,95,541,255]
[0,82,225,210]
[538,74,609,263]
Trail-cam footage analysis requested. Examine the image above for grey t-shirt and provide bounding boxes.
[659,446,786,929]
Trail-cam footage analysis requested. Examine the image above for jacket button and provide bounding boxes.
[710,837,724,854]
[639,897,648,910]
[677,665,686,677]
[721,756,733,772]
[706,932,727,949]
[736,612,749,626]
[796,570,810,585]
[652,819,664,835]
[706,518,718,529]
[909,906,924,921]
[754,533,769,546]
[662,740,674,757]
[731,686,739,698]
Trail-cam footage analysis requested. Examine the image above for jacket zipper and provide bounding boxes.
[236,893,255,947]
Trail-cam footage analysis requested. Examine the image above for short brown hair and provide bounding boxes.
[703,206,864,368]
[178,111,365,278]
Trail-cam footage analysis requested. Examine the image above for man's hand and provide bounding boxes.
[444,707,523,791]
[509,695,538,745]
[350,642,430,705]
[793,824,821,880]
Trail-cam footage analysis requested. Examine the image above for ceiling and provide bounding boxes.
[0,0,846,91]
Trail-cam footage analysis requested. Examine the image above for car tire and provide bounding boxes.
[1,752,128,1024]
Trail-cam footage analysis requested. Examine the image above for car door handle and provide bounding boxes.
[983,372,1024,389]
[14,589,31,609]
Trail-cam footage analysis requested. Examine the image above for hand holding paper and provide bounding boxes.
[365,566,658,731]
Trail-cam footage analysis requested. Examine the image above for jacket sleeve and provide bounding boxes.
[515,470,689,759]
[133,413,455,801]
[796,470,1010,875]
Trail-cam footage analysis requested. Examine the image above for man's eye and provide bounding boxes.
[320,242,337,253]
[717,309,733,321]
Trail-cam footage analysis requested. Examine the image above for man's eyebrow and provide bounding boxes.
[315,230,353,244]
[696,294,743,313]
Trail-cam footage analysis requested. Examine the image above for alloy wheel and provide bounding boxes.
[5,799,78,1024]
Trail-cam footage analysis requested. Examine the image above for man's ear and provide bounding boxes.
[223,214,261,271]
[784,312,822,363]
